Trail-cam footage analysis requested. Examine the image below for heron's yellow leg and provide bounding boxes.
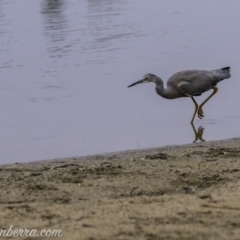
[191,122,198,142]
[198,87,218,119]
[190,97,199,123]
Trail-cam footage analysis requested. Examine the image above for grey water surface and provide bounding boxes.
[0,0,239,164]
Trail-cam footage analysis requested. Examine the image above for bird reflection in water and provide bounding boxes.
[191,123,205,142]
[128,67,231,143]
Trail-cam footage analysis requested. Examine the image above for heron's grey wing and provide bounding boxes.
[177,72,212,97]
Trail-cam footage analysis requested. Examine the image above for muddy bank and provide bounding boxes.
[0,138,240,240]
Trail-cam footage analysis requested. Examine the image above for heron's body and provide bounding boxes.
[128,67,231,122]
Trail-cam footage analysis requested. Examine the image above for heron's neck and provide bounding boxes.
[154,78,173,99]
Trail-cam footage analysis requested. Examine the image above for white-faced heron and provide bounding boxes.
[128,67,231,123]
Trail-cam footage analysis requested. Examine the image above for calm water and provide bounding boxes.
[0,0,239,164]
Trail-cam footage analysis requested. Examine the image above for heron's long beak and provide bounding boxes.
[128,78,146,88]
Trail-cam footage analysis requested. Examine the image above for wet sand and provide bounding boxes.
[1,138,240,240]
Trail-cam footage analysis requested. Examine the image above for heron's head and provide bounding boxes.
[128,73,157,88]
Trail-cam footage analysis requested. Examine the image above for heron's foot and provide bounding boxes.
[197,106,204,119]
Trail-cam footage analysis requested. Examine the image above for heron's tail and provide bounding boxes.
[214,66,231,79]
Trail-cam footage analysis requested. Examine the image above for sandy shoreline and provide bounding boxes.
[1,138,240,240]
